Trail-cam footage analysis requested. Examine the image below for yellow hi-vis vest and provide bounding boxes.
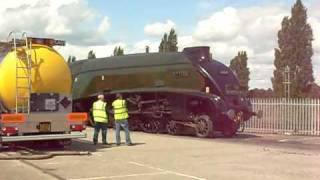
[92,100,108,123]
[112,99,129,121]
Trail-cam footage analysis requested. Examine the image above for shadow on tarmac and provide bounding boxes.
[233,133,261,139]
[66,139,146,153]
[0,139,145,155]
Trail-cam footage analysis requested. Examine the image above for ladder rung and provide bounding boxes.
[17,76,29,79]
[17,96,29,99]
[16,66,28,69]
[16,86,30,89]
[17,108,29,111]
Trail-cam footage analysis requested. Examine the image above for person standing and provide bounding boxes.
[112,93,132,146]
[92,94,108,145]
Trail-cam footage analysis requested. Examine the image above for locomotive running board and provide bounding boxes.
[1,132,86,143]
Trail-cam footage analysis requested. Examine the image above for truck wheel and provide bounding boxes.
[195,115,213,138]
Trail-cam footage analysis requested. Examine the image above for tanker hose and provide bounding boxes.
[0,145,91,160]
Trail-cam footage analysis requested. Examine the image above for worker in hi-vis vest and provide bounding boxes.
[112,93,132,146]
[92,94,108,145]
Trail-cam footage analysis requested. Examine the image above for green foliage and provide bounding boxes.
[159,28,178,52]
[272,0,314,97]
[88,50,96,59]
[67,55,76,63]
[229,51,250,93]
[247,88,275,98]
[113,46,124,56]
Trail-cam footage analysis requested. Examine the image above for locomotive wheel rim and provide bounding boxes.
[143,122,152,132]
[152,120,161,133]
[141,119,161,133]
[196,118,209,136]
[166,121,177,135]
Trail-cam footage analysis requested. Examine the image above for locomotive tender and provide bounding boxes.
[70,46,255,137]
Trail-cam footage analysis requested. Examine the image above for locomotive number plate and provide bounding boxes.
[39,122,51,132]
[172,71,190,78]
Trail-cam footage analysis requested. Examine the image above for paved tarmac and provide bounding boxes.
[1,128,320,180]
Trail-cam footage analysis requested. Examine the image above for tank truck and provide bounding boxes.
[0,32,87,146]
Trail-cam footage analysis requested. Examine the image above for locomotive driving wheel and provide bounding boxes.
[166,121,178,135]
[141,118,161,133]
[194,115,213,138]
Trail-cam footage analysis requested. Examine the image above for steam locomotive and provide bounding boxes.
[70,46,255,137]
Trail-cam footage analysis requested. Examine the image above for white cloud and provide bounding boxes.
[184,4,319,89]
[58,42,126,60]
[309,17,320,54]
[130,40,160,54]
[194,7,241,41]
[178,35,200,50]
[240,8,288,53]
[144,20,176,37]
[0,0,109,46]
[97,16,111,34]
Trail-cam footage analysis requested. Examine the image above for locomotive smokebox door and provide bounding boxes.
[30,93,59,112]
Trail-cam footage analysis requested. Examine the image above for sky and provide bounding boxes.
[0,0,319,89]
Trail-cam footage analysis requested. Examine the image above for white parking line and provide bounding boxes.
[68,172,168,180]
[129,161,207,180]
[129,161,165,171]
[45,162,60,165]
[278,139,289,142]
[68,161,207,180]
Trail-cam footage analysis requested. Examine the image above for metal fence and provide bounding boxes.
[244,98,320,136]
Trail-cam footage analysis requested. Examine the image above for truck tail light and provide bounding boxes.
[67,113,88,122]
[1,113,26,123]
[1,127,19,136]
[70,124,86,132]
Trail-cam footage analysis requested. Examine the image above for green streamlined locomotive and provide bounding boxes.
[70,47,256,137]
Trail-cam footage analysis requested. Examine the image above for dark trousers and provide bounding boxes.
[93,122,108,144]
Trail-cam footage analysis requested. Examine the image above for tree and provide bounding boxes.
[247,88,275,98]
[159,28,178,52]
[272,0,314,97]
[229,51,250,93]
[88,50,96,59]
[67,55,76,63]
[159,33,168,52]
[113,46,124,56]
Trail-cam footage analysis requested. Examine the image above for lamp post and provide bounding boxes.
[283,65,291,99]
